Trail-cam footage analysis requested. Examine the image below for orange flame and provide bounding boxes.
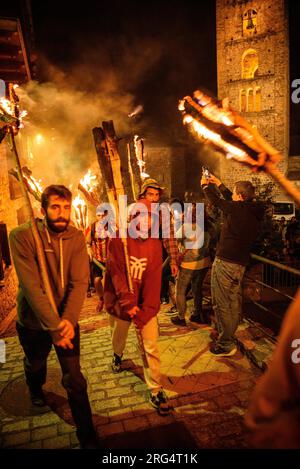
[0,95,27,130]
[134,135,149,179]
[23,173,43,195]
[182,114,250,162]
[72,194,88,230]
[79,169,97,193]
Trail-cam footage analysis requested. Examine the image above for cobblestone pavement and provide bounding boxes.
[0,296,264,449]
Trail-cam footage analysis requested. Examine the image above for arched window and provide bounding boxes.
[240,90,247,112]
[247,89,254,112]
[242,49,258,79]
[255,87,261,111]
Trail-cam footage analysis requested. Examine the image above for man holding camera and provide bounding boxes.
[201,173,264,356]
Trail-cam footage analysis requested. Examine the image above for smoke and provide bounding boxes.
[15,31,165,195]
[16,74,133,191]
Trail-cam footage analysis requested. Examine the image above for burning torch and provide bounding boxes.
[72,194,88,231]
[0,86,60,320]
[179,90,300,207]
[78,168,99,207]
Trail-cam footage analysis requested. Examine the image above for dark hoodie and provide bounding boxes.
[203,183,265,265]
[9,219,89,334]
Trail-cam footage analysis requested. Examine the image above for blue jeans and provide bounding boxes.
[211,258,245,351]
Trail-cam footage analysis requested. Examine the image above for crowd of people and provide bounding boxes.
[8,172,300,448]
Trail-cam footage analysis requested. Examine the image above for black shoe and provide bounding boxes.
[111,353,122,373]
[210,344,237,356]
[29,388,47,407]
[161,297,169,305]
[149,390,172,416]
[171,315,186,326]
[190,314,207,324]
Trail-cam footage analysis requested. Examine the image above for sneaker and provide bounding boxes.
[171,315,186,326]
[166,306,178,316]
[210,344,237,357]
[149,390,172,416]
[111,353,122,373]
[161,297,169,305]
[29,388,47,407]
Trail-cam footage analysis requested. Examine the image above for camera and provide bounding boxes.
[202,166,211,178]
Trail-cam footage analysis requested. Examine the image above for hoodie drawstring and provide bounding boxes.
[59,237,64,290]
[45,223,64,290]
[45,226,51,245]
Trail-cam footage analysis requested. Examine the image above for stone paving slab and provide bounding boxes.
[0,296,266,449]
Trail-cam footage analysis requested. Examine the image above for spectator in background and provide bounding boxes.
[201,174,264,356]
[86,207,110,312]
[171,203,211,327]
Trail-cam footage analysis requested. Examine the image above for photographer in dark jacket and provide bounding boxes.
[201,174,264,356]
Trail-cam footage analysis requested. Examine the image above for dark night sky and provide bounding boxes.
[29,0,217,145]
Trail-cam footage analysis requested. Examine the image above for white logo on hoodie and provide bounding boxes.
[130,256,147,280]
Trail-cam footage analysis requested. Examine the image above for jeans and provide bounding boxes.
[211,258,245,351]
[176,267,209,320]
[16,323,97,446]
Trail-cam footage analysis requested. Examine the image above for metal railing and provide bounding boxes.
[243,253,300,339]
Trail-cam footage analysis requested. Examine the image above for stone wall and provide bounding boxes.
[0,268,17,323]
[144,145,187,200]
[0,141,24,324]
[216,0,289,195]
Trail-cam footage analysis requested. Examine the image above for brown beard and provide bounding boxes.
[46,216,69,233]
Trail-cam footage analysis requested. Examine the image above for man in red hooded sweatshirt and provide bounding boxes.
[104,198,171,415]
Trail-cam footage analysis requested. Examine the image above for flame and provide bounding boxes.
[35,133,44,145]
[79,168,97,193]
[183,114,248,161]
[0,94,27,130]
[134,135,149,179]
[0,97,14,116]
[24,174,43,194]
[72,194,85,208]
[72,194,88,230]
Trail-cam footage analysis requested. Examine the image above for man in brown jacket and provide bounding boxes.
[9,185,100,449]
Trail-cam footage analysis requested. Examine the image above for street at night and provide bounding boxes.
[1,0,300,464]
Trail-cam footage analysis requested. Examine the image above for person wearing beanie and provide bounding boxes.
[104,198,172,415]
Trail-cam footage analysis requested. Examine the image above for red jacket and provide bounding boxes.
[104,234,162,329]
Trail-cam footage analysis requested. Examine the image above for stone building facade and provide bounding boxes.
[216,0,289,196]
[144,145,187,200]
[0,9,35,323]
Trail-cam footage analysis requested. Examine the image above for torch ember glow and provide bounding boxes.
[23,171,43,198]
[9,166,43,202]
[182,113,249,163]
[0,92,27,132]
[179,89,300,208]
[179,90,281,170]
[72,194,88,230]
[80,169,97,193]
[134,135,149,179]
[78,169,99,207]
